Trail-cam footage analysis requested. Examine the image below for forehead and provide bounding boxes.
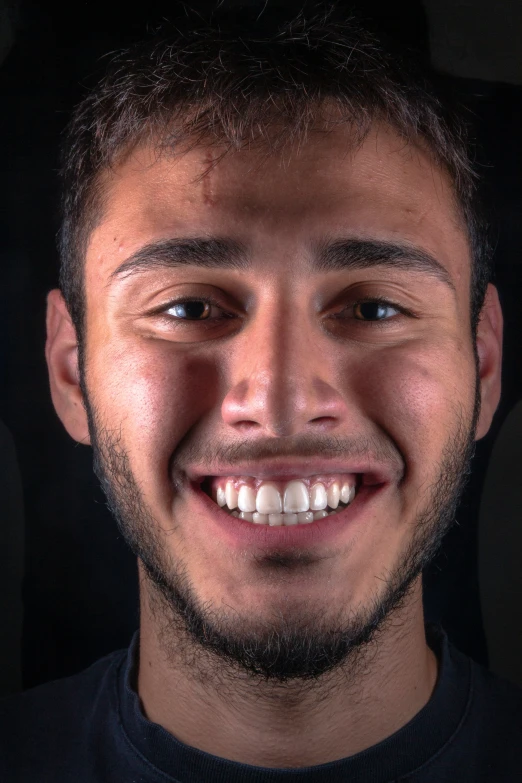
[86,123,470,288]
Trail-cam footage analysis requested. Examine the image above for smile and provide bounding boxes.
[201,475,360,526]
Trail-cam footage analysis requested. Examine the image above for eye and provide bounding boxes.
[352,300,401,321]
[164,298,223,321]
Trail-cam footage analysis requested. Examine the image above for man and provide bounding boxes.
[2,4,521,781]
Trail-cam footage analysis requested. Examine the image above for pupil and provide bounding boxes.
[359,302,386,320]
[175,301,210,319]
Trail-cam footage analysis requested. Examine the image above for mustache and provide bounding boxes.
[171,432,404,477]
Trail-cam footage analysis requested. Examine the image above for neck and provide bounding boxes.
[137,574,438,768]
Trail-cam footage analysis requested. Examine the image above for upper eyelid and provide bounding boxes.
[334,297,410,316]
[157,295,235,321]
[156,295,227,312]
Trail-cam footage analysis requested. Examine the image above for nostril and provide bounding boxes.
[310,416,338,427]
[235,420,263,433]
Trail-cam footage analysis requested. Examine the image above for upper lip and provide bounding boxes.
[185,459,399,487]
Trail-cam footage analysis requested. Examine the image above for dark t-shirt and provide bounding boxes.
[1,625,522,782]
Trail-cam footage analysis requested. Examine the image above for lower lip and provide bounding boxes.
[189,481,385,552]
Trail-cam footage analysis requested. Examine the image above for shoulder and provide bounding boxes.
[469,657,522,728]
[434,647,522,780]
[0,648,127,774]
[0,647,125,722]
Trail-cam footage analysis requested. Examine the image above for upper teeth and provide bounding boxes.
[214,478,356,514]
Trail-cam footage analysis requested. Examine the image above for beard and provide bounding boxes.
[82,377,480,686]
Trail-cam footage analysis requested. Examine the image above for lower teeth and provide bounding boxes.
[229,504,349,526]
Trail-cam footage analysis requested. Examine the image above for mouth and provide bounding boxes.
[182,459,393,551]
[198,473,363,526]
[185,470,387,556]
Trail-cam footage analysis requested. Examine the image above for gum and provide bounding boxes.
[209,474,358,495]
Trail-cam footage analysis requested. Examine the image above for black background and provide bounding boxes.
[0,0,521,691]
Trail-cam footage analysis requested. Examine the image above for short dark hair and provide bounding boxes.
[58,3,492,349]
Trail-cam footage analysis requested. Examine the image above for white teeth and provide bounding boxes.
[234,505,344,524]
[309,483,328,510]
[313,510,328,520]
[217,475,358,524]
[238,485,257,513]
[216,485,226,507]
[225,482,238,510]
[341,482,355,504]
[256,482,283,514]
[327,482,340,509]
[283,480,309,513]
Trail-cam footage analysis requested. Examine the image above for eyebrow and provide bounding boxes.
[314,238,456,294]
[109,235,456,295]
[109,238,248,281]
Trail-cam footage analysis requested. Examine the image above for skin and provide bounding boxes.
[46,123,503,767]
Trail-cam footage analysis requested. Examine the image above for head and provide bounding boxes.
[46,4,502,684]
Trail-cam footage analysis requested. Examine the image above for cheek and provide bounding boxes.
[88,342,221,491]
[347,341,476,475]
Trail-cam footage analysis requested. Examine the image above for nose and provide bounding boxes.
[221,299,348,437]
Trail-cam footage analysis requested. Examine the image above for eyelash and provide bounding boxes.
[155,295,412,326]
[156,296,235,325]
[333,296,411,326]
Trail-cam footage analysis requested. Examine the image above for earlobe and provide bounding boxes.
[474,284,503,441]
[45,288,91,445]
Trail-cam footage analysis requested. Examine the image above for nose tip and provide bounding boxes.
[221,368,347,437]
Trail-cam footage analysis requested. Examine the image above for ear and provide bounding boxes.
[45,289,91,445]
[474,284,503,440]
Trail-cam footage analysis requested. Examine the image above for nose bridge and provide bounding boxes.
[254,299,304,401]
[250,297,314,433]
[222,288,345,436]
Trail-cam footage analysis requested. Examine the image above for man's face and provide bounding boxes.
[51,124,501,679]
